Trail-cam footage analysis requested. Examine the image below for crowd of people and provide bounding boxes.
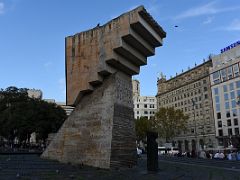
[198,150,240,160]
[175,149,240,161]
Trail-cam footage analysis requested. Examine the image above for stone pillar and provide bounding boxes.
[147,132,158,171]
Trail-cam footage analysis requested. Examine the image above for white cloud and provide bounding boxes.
[0,2,5,14]
[175,1,240,19]
[203,16,214,24]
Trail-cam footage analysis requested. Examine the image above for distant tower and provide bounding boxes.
[157,72,167,95]
[132,79,140,98]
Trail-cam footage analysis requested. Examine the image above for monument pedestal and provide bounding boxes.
[42,72,136,168]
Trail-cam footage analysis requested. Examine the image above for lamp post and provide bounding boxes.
[192,99,198,153]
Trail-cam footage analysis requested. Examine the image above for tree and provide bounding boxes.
[0,86,67,145]
[152,107,188,143]
[135,117,152,142]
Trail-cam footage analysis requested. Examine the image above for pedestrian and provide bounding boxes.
[227,152,232,160]
[237,151,240,161]
[214,152,219,159]
[232,151,237,161]
[206,151,211,159]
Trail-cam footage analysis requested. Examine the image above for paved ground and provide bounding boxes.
[0,154,240,179]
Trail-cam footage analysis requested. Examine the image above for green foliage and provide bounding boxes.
[152,107,188,142]
[135,116,153,142]
[0,86,67,143]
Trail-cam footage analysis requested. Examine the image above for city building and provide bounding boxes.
[44,99,74,116]
[157,60,217,152]
[210,44,240,148]
[27,89,42,99]
[132,79,157,119]
[56,102,75,116]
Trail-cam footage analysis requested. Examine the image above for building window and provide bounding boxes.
[203,79,207,84]
[215,96,220,103]
[150,104,154,108]
[232,109,237,116]
[218,121,222,128]
[238,90,240,96]
[236,80,240,89]
[232,100,236,108]
[191,129,194,133]
[204,87,208,92]
[230,91,235,99]
[144,111,148,114]
[223,85,228,92]
[214,88,219,95]
[226,111,230,118]
[233,64,240,77]
[144,104,147,108]
[221,69,227,81]
[216,104,220,112]
[204,94,208,99]
[234,118,238,126]
[230,83,234,91]
[227,119,231,126]
[137,104,139,108]
[212,72,220,84]
[224,93,229,101]
[235,128,239,135]
[225,102,230,109]
[228,129,233,136]
[228,66,233,79]
[218,129,223,136]
[217,112,221,119]
[137,111,139,114]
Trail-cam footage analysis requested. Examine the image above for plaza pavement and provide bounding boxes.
[0,154,240,179]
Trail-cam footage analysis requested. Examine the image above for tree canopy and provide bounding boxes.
[152,107,188,142]
[0,86,67,144]
[135,116,153,142]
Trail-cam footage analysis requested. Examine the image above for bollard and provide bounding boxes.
[147,131,158,172]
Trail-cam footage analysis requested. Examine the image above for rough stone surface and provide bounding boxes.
[42,5,165,169]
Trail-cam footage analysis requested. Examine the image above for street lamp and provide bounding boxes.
[192,99,198,153]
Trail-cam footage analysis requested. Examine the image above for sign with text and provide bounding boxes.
[221,41,240,53]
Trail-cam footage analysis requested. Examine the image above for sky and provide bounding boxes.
[0,0,240,102]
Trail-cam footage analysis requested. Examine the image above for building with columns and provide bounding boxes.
[157,60,217,152]
[132,79,157,119]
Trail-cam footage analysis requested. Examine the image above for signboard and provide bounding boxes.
[221,41,240,53]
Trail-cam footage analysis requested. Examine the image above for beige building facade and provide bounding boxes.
[157,60,217,152]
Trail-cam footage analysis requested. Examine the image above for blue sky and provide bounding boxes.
[0,0,240,101]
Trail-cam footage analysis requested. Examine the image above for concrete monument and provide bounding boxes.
[42,6,166,169]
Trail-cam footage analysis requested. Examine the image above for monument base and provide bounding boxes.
[41,72,137,169]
